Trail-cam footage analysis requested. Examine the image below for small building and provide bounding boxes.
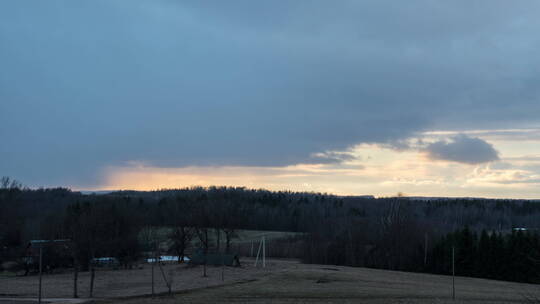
[24,239,72,273]
[146,255,191,264]
[91,257,120,268]
[189,249,241,267]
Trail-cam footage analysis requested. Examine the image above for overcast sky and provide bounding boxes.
[1,1,540,198]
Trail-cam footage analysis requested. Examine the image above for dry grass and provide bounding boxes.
[98,261,540,304]
[2,259,540,304]
[0,259,291,299]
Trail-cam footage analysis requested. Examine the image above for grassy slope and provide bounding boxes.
[96,259,539,304]
[142,228,301,252]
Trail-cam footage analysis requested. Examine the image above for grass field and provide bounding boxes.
[3,259,539,304]
[146,228,301,244]
[140,228,302,254]
[0,259,283,299]
[95,260,540,304]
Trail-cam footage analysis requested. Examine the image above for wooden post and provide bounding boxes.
[73,262,78,298]
[89,267,95,298]
[68,241,78,299]
[216,229,221,253]
[38,246,43,304]
[203,259,207,277]
[424,233,428,266]
[221,256,225,282]
[262,236,266,268]
[151,260,155,297]
[452,246,455,301]
[204,230,208,277]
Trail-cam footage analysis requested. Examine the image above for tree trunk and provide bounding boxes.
[177,249,184,264]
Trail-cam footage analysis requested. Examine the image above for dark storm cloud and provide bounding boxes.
[425,135,500,164]
[1,0,540,186]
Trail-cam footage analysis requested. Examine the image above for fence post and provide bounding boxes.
[73,262,78,298]
[89,266,95,298]
[424,233,428,266]
[221,256,225,282]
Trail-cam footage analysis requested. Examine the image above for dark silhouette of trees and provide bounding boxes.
[429,228,540,283]
[3,179,540,284]
[164,197,195,263]
[62,199,142,271]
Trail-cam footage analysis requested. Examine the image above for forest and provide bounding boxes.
[1,176,540,283]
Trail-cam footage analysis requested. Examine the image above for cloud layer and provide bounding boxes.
[1,1,540,187]
[425,135,500,164]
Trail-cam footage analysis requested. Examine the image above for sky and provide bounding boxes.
[1,1,540,198]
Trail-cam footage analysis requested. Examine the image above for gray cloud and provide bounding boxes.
[305,151,358,164]
[425,135,500,164]
[1,1,540,186]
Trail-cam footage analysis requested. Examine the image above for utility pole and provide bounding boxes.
[89,266,95,298]
[254,238,262,267]
[38,246,43,304]
[452,246,455,301]
[34,239,71,304]
[152,241,156,297]
[73,261,78,298]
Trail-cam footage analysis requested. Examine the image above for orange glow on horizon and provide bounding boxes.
[84,141,540,199]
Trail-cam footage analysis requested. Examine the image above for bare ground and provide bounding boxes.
[2,259,540,304]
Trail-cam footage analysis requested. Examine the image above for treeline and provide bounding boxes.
[2,177,540,283]
[429,228,540,283]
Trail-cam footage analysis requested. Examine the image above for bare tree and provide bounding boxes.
[165,198,195,263]
[170,226,194,263]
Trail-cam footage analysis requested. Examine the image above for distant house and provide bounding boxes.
[189,249,241,267]
[26,239,71,257]
[91,257,120,268]
[146,255,191,264]
[512,227,539,232]
[24,239,72,273]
